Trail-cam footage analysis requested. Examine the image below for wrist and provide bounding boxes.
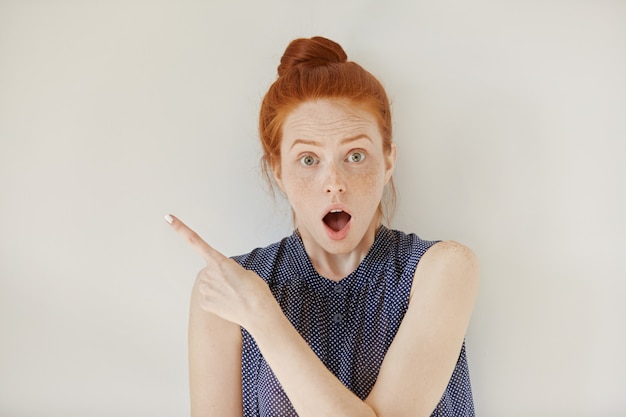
[242,289,284,337]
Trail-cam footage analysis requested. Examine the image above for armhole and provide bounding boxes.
[405,237,441,302]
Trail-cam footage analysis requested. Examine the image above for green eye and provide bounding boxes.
[348,152,365,163]
[300,155,318,166]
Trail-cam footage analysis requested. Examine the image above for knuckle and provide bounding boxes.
[196,267,208,280]
[198,298,212,312]
[186,231,200,246]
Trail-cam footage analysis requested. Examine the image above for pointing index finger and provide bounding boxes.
[165,214,223,264]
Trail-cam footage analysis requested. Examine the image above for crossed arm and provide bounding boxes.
[168,215,479,417]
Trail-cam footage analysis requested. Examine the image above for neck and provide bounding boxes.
[300,216,381,282]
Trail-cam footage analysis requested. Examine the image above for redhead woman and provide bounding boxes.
[166,36,479,417]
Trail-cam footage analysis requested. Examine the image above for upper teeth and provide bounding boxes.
[330,209,343,213]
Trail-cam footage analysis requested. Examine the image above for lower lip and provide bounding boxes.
[323,218,351,241]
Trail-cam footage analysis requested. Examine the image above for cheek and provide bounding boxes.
[354,164,386,192]
[281,168,315,204]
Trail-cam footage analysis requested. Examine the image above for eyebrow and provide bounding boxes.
[290,134,373,150]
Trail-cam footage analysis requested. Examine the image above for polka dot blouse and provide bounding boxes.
[232,226,475,416]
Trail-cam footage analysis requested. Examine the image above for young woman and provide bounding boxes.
[166,36,479,417]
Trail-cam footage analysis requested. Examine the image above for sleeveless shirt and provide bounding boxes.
[232,226,475,416]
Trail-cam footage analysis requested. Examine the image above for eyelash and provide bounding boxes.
[299,155,319,166]
[347,151,366,163]
[298,151,367,166]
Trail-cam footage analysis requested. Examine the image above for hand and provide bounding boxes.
[165,214,274,328]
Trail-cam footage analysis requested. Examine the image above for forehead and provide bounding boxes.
[282,99,379,142]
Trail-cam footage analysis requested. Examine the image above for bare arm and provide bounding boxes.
[245,298,378,416]
[188,278,243,417]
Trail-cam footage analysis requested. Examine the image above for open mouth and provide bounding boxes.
[323,209,352,232]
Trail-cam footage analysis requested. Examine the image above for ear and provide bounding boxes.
[384,142,397,184]
[272,160,286,193]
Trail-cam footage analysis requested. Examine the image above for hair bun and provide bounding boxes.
[277,36,348,77]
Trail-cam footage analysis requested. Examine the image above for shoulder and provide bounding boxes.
[423,240,479,269]
[379,227,439,268]
[230,234,294,283]
[412,240,480,298]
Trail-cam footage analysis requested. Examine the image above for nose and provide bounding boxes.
[323,162,346,194]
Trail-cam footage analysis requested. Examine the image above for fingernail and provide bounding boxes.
[164,214,174,224]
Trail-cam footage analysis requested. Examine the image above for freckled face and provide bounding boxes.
[274,99,396,256]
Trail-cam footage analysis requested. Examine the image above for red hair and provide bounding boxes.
[259,36,396,221]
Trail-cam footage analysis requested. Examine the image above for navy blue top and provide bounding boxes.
[233,226,474,416]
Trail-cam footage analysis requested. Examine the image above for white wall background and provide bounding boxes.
[1,1,624,416]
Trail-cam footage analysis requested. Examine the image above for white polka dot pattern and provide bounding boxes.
[233,226,475,416]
